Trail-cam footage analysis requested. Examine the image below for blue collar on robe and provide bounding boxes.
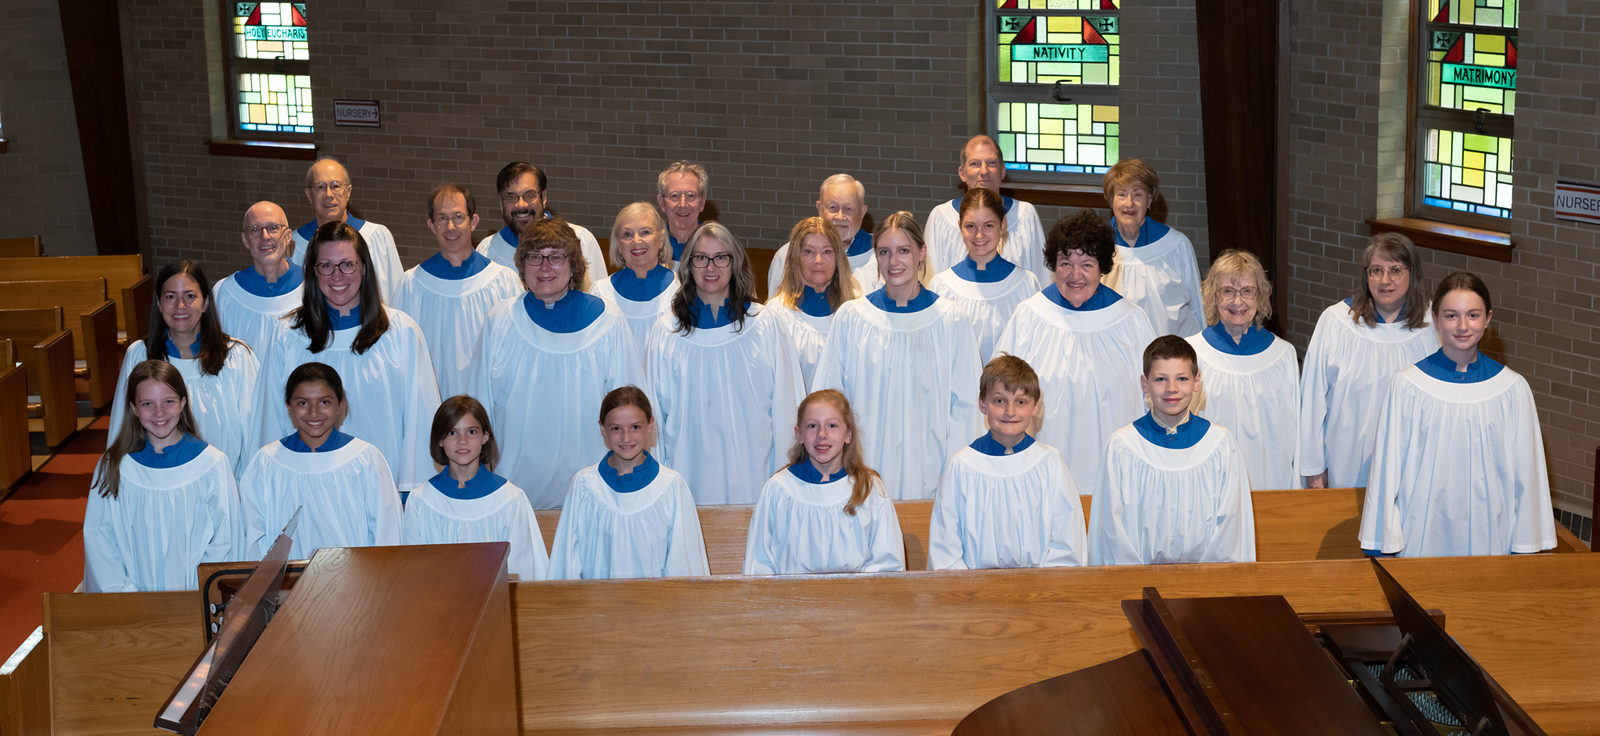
[233,262,304,297]
[1111,218,1171,249]
[609,264,676,302]
[689,297,743,329]
[948,196,1016,215]
[599,452,660,493]
[428,466,508,500]
[1342,296,1409,324]
[130,433,207,468]
[298,214,366,242]
[326,304,362,331]
[953,254,1016,284]
[1416,348,1504,383]
[522,290,605,333]
[668,224,703,262]
[162,337,200,359]
[787,457,847,484]
[1133,411,1210,449]
[1044,282,1122,312]
[846,229,873,258]
[279,428,355,453]
[797,286,835,317]
[866,286,938,313]
[419,251,490,280]
[1201,323,1274,356]
[496,225,518,247]
[969,432,1036,456]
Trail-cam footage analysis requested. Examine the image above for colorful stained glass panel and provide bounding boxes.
[1421,128,1513,219]
[997,15,1119,85]
[996,102,1119,174]
[1427,0,1517,29]
[999,0,1119,9]
[234,3,309,61]
[238,73,314,134]
[1426,31,1516,114]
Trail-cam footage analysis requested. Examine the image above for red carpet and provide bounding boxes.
[0,417,106,656]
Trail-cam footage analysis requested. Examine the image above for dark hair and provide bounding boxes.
[1142,334,1199,376]
[669,222,756,335]
[96,361,199,498]
[598,385,654,425]
[1350,232,1429,329]
[496,162,545,195]
[1432,271,1493,315]
[290,221,390,354]
[430,395,499,470]
[147,261,234,376]
[514,218,588,292]
[428,184,476,219]
[1045,209,1116,272]
[283,361,346,404]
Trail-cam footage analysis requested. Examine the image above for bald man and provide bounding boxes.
[213,200,305,359]
[922,135,1048,283]
[767,174,875,298]
[288,158,406,298]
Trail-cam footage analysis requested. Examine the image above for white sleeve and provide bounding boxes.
[204,460,242,563]
[927,462,969,570]
[1508,382,1556,553]
[1357,379,1407,554]
[546,483,584,580]
[1205,435,1256,563]
[766,325,806,476]
[741,482,780,576]
[1296,317,1335,479]
[766,243,789,300]
[513,499,550,581]
[1043,457,1088,567]
[663,485,711,576]
[861,491,907,572]
[945,322,983,457]
[82,467,134,593]
[369,452,403,546]
[395,322,443,488]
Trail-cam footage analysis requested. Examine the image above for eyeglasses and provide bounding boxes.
[242,223,287,237]
[689,252,733,268]
[1366,264,1409,279]
[501,190,542,205]
[314,260,361,276]
[431,213,470,226]
[663,191,702,205]
[524,252,569,267]
[309,182,348,195]
[1220,286,1259,300]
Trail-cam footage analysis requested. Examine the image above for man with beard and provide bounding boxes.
[476,161,606,280]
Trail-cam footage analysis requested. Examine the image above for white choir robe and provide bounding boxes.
[646,305,805,505]
[993,290,1156,492]
[254,308,442,488]
[928,439,1088,569]
[109,340,260,478]
[763,303,836,391]
[1186,328,1300,490]
[476,223,608,283]
[472,296,648,509]
[765,236,876,300]
[238,436,402,559]
[588,273,678,356]
[852,259,883,296]
[928,262,1040,362]
[923,197,1050,284]
[548,461,710,579]
[213,269,301,362]
[391,260,523,399]
[83,443,238,592]
[1359,362,1556,557]
[290,215,405,300]
[1102,222,1205,337]
[402,474,549,581]
[813,297,982,500]
[1296,301,1438,488]
[1088,420,1256,565]
[742,467,905,575]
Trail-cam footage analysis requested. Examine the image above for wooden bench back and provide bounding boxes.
[0,236,43,258]
[0,255,149,340]
[0,279,110,363]
[0,337,28,487]
[0,307,77,445]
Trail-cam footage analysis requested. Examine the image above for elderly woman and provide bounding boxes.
[647,222,804,505]
[472,218,648,509]
[766,216,860,389]
[1297,233,1438,489]
[589,202,679,354]
[1184,250,1299,490]
[994,209,1156,492]
[1099,159,1205,337]
[254,222,440,488]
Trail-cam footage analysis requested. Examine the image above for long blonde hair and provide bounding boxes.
[94,361,199,498]
[785,390,880,516]
[776,217,858,311]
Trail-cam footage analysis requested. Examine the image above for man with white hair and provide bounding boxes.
[289,158,405,299]
[767,174,875,298]
[656,160,709,262]
[923,135,1048,283]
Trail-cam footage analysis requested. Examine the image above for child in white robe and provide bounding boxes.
[765,216,861,389]
[1098,159,1205,337]
[930,355,1087,569]
[549,386,709,579]
[84,361,237,592]
[744,389,905,575]
[239,362,401,559]
[927,188,1040,362]
[402,395,548,580]
[1089,336,1255,565]
[588,202,679,355]
[1359,272,1556,557]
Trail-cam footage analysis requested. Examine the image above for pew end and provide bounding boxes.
[0,339,31,488]
[0,235,43,257]
[0,308,78,447]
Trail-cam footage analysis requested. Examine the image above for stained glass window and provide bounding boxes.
[227,3,313,138]
[988,1,1120,181]
[1422,129,1513,219]
[1414,0,1515,224]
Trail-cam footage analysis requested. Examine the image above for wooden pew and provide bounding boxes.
[0,278,122,409]
[0,340,32,487]
[0,308,77,447]
[0,254,151,343]
[0,235,43,257]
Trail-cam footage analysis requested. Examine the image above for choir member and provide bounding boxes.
[476,161,607,277]
[928,188,1041,361]
[1099,158,1205,337]
[588,202,679,354]
[289,158,405,299]
[923,135,1049,282]
[214,200,302,360]
[765,216,861,389]
[767,174,875,298]
[656,160,710,262]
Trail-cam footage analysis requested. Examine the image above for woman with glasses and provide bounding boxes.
[472,218,648,509]
[254,221,442,489]
[646,222,804,505]
[109,261,261,478]
[1184,250,1299,490]
[214,201,303,362]
[1297,233,1438,489]
[588,202,679,355]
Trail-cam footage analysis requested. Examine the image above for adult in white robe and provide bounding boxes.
[589,270,676,355]
[766,229,875,299]
[929,435,1087,569]
[924,197,1048,283]
[742,461,905,575]
[1103,219,1205,337]
[239,430,402,559]
[402,467,548,580]
[814,289,982,500]
[994,284,1155,492]
[548,454,709,579]
[476,221,607,282]
[1088,414,1255,565]
[290,214,404,299]
[1187,325,1300,490]
[1359,351,1556,557]
[83,435,237,592]
[109,339,260,477]
[213,266,301,360]
[292,159,406,300]
[929,257,1039,362]
[392,252,522,399]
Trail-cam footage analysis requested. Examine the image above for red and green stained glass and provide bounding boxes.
[238,73,313,134]
[996,103,1119,175]
[232,3,311,134]
[999,0,1119,10]
[998,15,1119,86]
[1426,31,1516,114]
[233,3,308,61]
[1428,0,1517,29]
[1422,129,1513,219]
